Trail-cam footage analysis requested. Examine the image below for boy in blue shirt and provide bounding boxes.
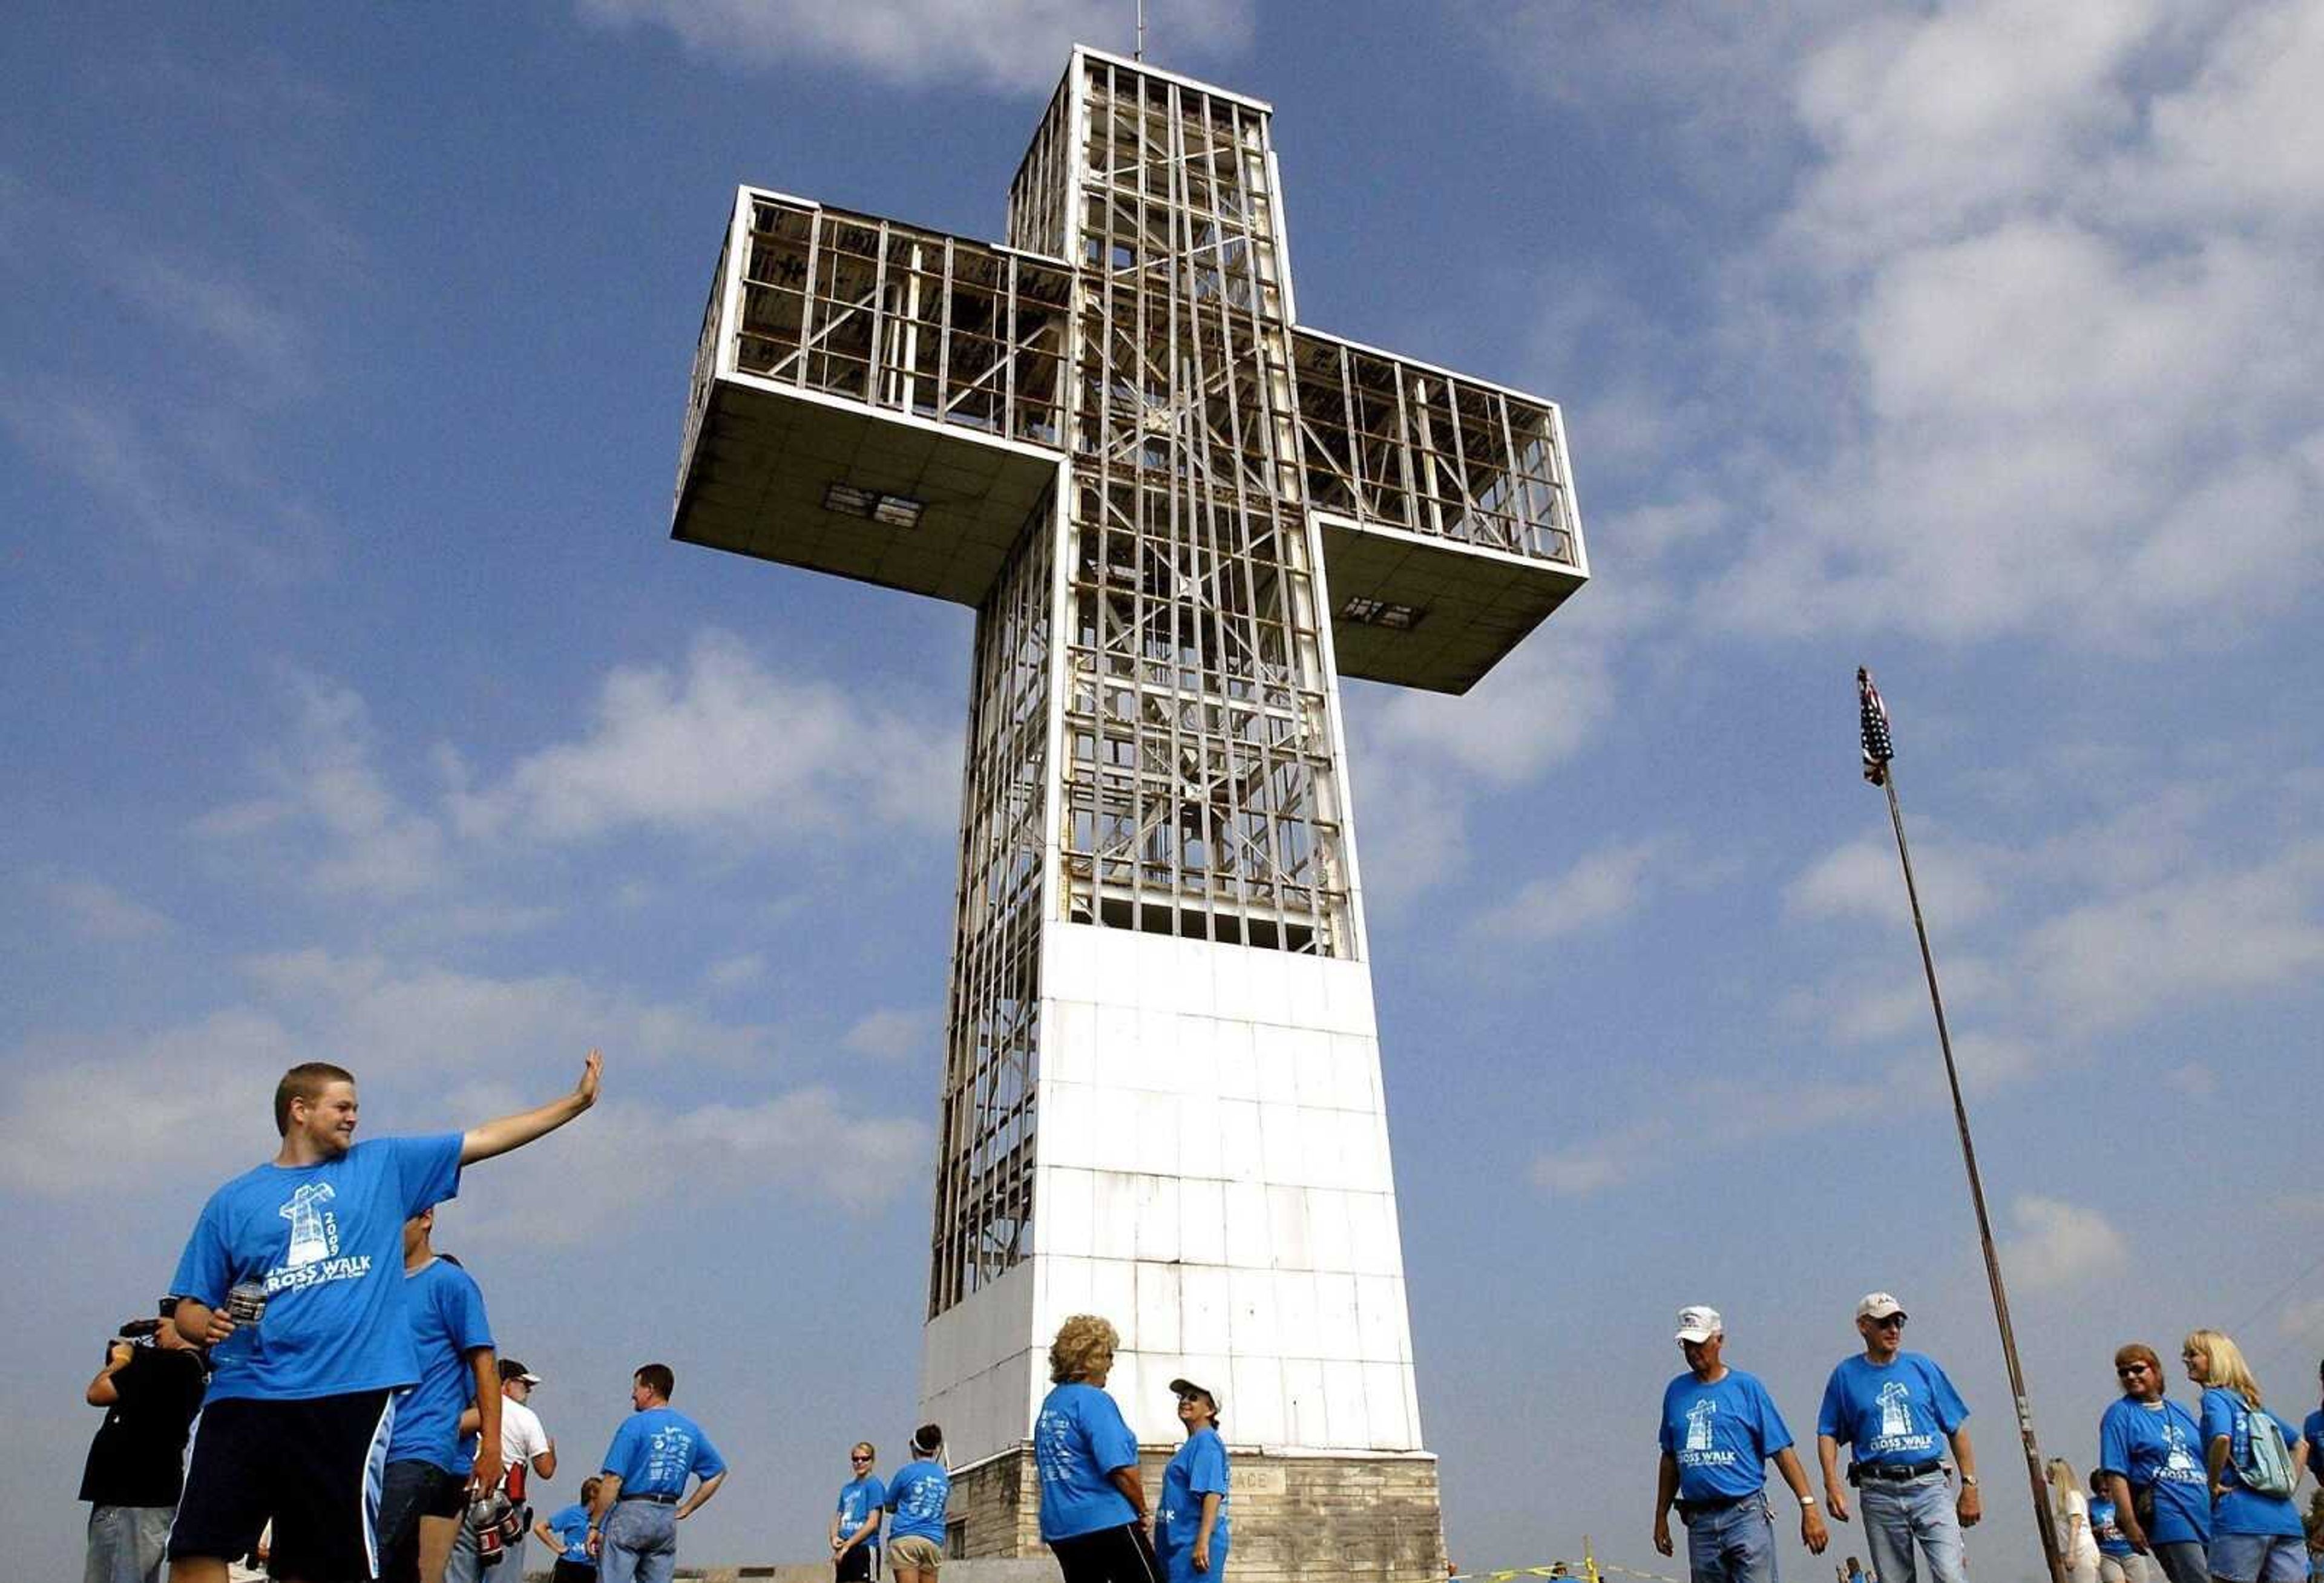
[585,1363,728,1583]
[2099,1342,2212,1583]
[165,1050,602,1583]
[535,1476,603,1583]
[1655,1306,1828,1583]
[377,1207,499,1583]
[832,1441,887,1582]
[1816,1294,1979,1583]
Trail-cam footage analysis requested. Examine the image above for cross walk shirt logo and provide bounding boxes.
[2161,1420,2202,1480]
[1686,1400,1718,1453]
[280,1181,338,1267]
[1877,1381,1914,1440]
[263,1179,370,1295]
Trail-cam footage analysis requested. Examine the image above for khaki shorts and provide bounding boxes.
[889,1535,943,1573]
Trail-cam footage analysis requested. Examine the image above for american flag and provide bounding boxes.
[1858,666,1893,786]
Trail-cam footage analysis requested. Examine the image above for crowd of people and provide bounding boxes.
[76,1054,2324,1583]
[81,1054,720,1583]
[1654,1300,2324,1583]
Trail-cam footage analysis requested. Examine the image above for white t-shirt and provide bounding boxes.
[2059,1487,2100,1564]
[501,1396,550,1472]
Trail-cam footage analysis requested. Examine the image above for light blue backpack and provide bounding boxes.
[2233,1403,2296,1499]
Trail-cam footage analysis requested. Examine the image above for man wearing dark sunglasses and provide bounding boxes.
[2098,1343,2211,1583]
[1816,1293,1979,1583]
[832,1442,886,1582]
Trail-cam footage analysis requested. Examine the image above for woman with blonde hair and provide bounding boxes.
[2050,1457,2102,1583]
[2180,1329,2311,1583]
[1035,1315,1160,1582]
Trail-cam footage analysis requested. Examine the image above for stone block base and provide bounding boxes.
[947,1445,1445,1583]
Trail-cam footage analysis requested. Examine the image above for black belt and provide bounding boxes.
[1850,1461,1944,1484]
[618,1492,680,1505]
[1675,1492,1759,1517]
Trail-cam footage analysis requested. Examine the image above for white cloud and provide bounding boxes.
[2022,841,2324,1035]
[239,948,772,1073]
[0,954,922,1219]
[574,0,1252,93]
[1529,1119,1671,1199]
[200,670,451,899]
[1786,834,1998,926]
[44,876,171,941]
[2164,1061,2217,1100]
[451,631,958,846]
[704,953,766,989]
[1478,839,1660,942]
[0,1011,301,1193]
[842,1007,936,1063]
[1532,0,2324,646]
[1999,1194,2130,1293]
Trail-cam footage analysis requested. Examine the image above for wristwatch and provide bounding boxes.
[1960,1475,1978,1487]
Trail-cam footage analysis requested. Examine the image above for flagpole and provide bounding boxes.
[1857,668,2066,1583]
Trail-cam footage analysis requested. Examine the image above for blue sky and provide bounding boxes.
[5,2,2322,1577]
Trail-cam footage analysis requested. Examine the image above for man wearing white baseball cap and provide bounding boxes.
[1655,1305,1828,1583]
[1816,1294,1980,1583]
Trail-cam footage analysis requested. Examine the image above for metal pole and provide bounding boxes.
[1874,747,2067,1583]
[1136,0,1146,60]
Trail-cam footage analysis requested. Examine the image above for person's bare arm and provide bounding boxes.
[174,1299,234,1347]
[2208,1434,2232,1502]
[677,1470,725,1519]
[468,1351,504,1498]
[2107,1473,2152,1553]
[1108,1464,1148,1521]
[1820,1435,1851,1523]
[841,1511,879,1554]
[1193,1490,1221,1572]
[586,1474,622,1559]
[1653,1451,1681,1556]
[88,1341,137,1406]
[532,1438,558,1480]
[1948,1429,1980,1526]
[460,1051,601,1165]
[532,1517,562,1550]
[1777,1446,1831,1552]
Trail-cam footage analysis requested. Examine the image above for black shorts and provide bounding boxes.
[837,1542,884,1582]
[1050,1522,1162,1583]
[553,1561,599,1583]
[378,1460,470,1583]
[169,1389,396,1579]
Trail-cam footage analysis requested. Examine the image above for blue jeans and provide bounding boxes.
[1859,1472,1967,1583]
[2205,1533,2309,1583]
[2152,1542,2211,1583]
[599,1501,678,1583]
[85,1505,174,1583]
[1683,1495,1779,1583]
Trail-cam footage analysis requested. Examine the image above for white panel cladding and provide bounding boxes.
[921,1259,1040,1467]
[1002,923,1422,1453]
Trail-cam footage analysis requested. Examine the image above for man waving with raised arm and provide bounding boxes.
[165,1051,602,1583]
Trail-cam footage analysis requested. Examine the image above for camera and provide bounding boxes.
[110,1298,181,1356]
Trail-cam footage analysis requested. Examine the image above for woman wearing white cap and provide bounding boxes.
[1155,1379,1230,1580]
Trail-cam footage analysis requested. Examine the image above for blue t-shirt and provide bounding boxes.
[602,1406,726,1499]
[2090,1495,2134,1557]
[1659,1369,1794,1501]
[2098,1395,2213,1545]
[543,1503,594,1565]
[1155,1427,1230,1581]
[2198,1388,2304,1538]
[386,1256,493,1473]
[1035,1382,1141,1541]
[887,1457,952,1544]
[172,1134,463,1401]
[1817,1353,1968,1467]
[837,1473,888,1545]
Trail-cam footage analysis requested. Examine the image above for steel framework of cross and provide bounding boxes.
[668,46,1587,1570]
